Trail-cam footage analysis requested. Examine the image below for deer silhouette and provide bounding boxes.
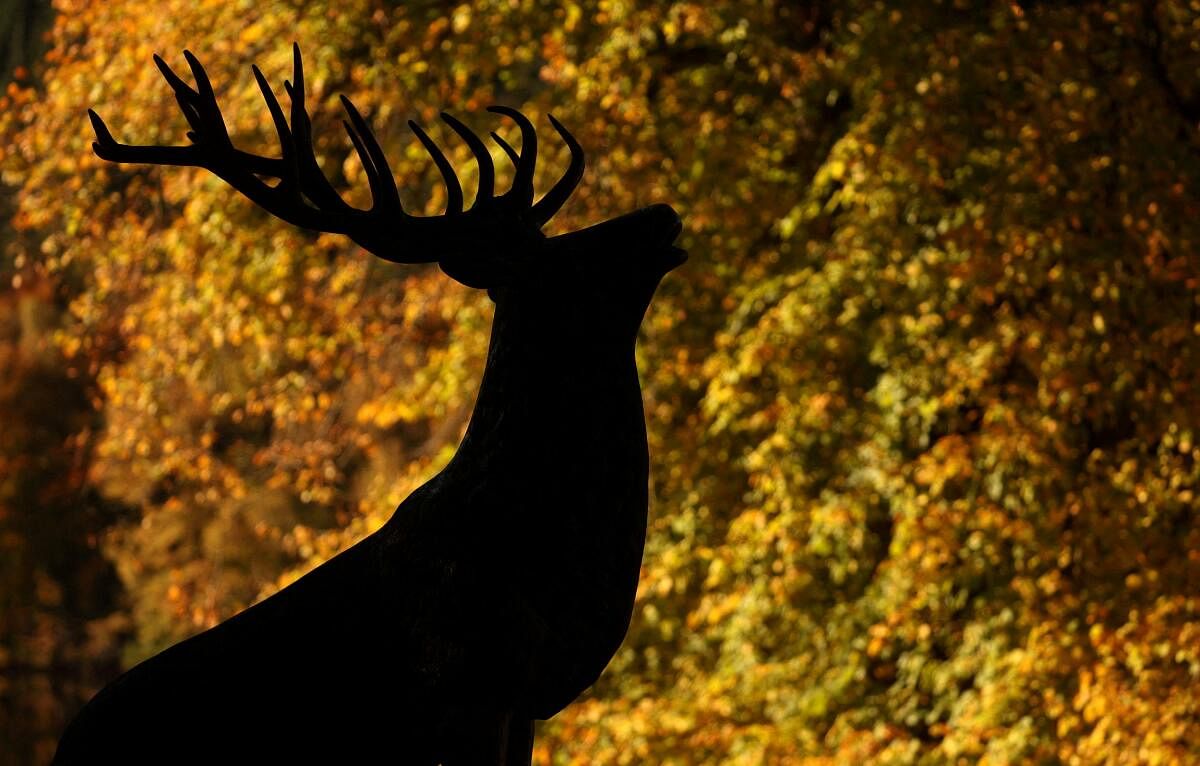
[54,45,684,764]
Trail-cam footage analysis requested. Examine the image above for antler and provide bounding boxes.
[87,44,585,272]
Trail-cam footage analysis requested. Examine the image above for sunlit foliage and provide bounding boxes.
[2,1,1199,763]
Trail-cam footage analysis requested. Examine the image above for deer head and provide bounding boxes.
[88,45,685,336]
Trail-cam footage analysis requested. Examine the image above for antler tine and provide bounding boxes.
[282,44,349,212]
[487,106,537,205]
[89,107,281,176]
[530,114,585,226]
[90,108,195,167]
[340,95,403,213]
[341,117,381,204]
[408,120,464,215]
[439,112,495,208]
[99,51,350,235]
[251,64,300,191]
[180,51,233,146]
[152,54,212,141]
[92,46,602,277]
[490,131,520,167]
[182,50,217,103]
[93,52,268,176]
[152,53,199,103]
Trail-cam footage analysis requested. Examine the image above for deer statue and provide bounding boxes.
[54,45,684,764]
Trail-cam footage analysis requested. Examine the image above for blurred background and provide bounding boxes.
[2,1,1199,763]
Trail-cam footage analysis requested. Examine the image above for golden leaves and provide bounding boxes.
[5,0,1200,762]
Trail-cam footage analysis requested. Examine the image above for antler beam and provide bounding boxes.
[88,44,586,264]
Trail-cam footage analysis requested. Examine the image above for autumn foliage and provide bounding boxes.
[2,1,1200,763]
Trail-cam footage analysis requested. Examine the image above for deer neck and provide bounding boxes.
[451,299,647,489]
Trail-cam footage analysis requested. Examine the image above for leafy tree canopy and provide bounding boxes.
[2,1,1199,763]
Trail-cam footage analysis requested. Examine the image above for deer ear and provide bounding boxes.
[438,253,507,290]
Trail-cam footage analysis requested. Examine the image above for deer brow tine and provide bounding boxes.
[408,120,464,216]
